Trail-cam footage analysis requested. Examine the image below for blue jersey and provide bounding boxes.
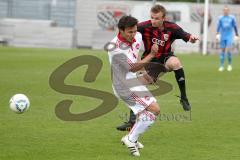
[217,15,238,40]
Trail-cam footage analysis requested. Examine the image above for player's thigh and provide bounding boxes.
[128,86,157,114]
[165,56,182,71]
[220,40,227,51]
[137,72,154,85]
[142,62,166,83]
[225,39,233,53]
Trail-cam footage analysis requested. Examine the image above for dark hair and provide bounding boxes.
[151,4,166,17]
[118,15,138,31]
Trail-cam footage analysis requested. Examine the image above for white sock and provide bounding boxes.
[128,110,156,142]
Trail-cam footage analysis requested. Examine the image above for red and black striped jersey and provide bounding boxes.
[137,20,191,59]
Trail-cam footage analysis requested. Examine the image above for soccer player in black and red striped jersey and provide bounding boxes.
[117,4,199,131]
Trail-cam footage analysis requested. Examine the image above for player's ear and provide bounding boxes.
[162,15,166,20]
[119,29,124,34]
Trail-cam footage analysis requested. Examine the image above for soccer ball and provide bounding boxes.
[9,94,30,113]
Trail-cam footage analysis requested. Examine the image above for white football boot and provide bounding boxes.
[121,135,140,157]
[227,65,232,71]
[218,66,224,72]
[136,141,144,149]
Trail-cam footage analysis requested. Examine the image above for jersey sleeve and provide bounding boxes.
[232,16,239,36]
[137,24,144,34]
[135,32,145,52]
[137,20,150,34]
[217,16,222,33]
[172,23,191,42]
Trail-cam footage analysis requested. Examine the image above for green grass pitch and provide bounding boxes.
[0,47,240,160]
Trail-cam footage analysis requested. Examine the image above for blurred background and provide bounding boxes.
[0,0,239,54]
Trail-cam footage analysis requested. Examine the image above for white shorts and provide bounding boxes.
[113,85,157,115]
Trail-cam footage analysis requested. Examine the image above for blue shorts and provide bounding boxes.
[220,39,233,48]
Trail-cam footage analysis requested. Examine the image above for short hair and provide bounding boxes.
[118,15,138,31]
[151,4,166,17]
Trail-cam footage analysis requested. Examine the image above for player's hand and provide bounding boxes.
[216,34,220,41]
[189,35,199,43]
[234,36,239,42]
[150,43,158,56]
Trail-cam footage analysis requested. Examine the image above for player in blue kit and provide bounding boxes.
[216,6,239,72]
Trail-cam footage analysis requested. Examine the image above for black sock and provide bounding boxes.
[128,110,136,124]
[174,68,187,98]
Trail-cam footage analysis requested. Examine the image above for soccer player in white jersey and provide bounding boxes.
[108,15,160,157]
[216,6,239,72]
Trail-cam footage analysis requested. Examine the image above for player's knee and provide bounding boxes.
[153,108,160,116]
[166,59,182,70]
[220,53,225,59]
[171,60,182,69]
[147,103,160,116]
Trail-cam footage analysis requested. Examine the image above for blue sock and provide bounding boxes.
[227,52,232,65]
[220,52,225,67]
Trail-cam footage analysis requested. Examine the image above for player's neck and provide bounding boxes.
[118,32,135,45]
[152,22,164,30]
[154,25,164,31]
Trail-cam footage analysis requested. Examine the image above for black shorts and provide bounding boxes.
[151,52,176,64]
[144,53,176,82]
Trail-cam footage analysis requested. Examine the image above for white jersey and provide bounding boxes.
[108,32,143,80]
[108,32,156,114]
